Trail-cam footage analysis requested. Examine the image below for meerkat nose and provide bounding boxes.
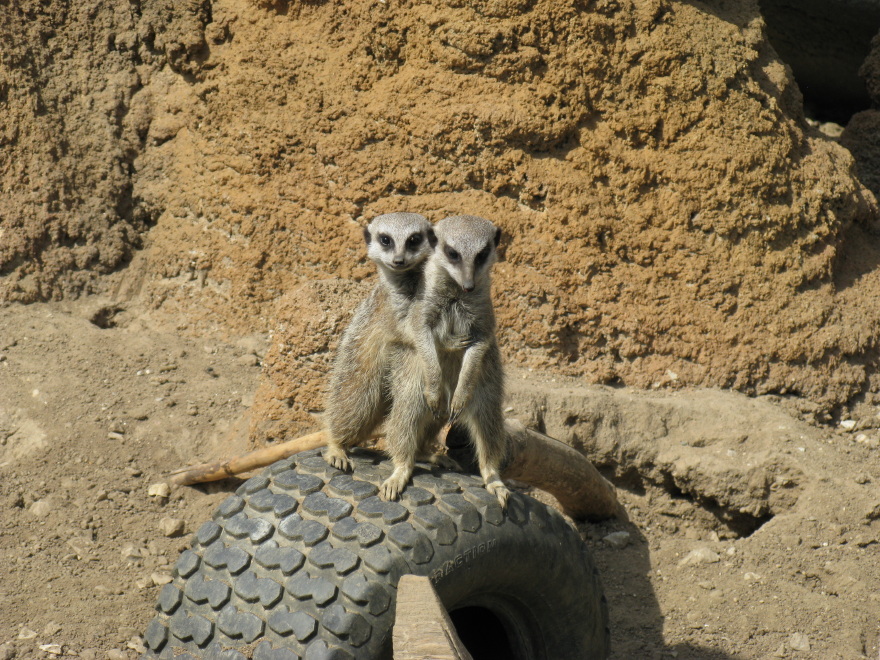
[393,257,405,266]
[463,285,475,293]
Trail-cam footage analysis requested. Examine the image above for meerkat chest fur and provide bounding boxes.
[434,295,478,349]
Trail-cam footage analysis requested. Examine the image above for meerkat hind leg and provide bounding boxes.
[464,414,510,509]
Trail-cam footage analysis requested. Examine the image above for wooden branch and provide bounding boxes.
[501,418,625,521]
[168,430,329,486]
[393,575,473,660]
[167,420,624,521]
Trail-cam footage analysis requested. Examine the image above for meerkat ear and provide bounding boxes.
[427,227,437,248]
[363,227,371,245]
[494,227,502,247]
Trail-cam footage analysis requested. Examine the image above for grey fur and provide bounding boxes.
[380,214,510,507]
[323,212,436,473]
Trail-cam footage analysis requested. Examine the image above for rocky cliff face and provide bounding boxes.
[2,0,880,434]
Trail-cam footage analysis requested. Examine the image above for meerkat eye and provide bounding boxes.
[378,234,392,247]
[445,246,460,262]
[406,233,423,249]
[475,244,492,266]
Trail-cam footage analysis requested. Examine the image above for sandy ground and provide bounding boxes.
[0,298,879,659]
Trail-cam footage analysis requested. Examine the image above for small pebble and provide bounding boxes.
[16,628,36,640]
[602,531,631,549]
[159,517,186,538]
[678,547,721,567]
[840,419,856,430]
[237,353,259,367]
[38,644,62,656]
[148,482,171,500]
[94,585,125,595]
[42,621,62,636]
[108,431,125,441]
[127,636,147,654]
[121,544,144,559]
[685,612,703,629]
[789,632,811,651]
[29,500,51,517]
[106,650,129,660]
[151,572,173,586]
[0,643,15,660]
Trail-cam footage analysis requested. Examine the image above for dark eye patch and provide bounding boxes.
[475,244,492,266]
[445,246,460,262]
[406,233,423,249]
[378,234,393,248]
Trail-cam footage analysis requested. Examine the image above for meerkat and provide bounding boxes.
[380,214,510,507]
[323,212,436,472]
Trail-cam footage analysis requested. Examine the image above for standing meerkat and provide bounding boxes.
[380,215,510,507]
[323,212,436,472]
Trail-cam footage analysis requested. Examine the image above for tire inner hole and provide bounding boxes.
[449,606,516,659]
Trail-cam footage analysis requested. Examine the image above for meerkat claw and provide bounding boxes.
[323,448,352,472]
[379,475,406,501]
[448,396,466,424]
[486,479,510,510]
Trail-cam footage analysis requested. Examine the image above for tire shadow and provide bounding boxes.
[573,513,742,660]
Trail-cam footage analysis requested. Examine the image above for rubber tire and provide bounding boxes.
[141,448,610,659]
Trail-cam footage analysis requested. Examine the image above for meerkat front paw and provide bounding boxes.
[379,471,409,501]
[424,383,444,418]
[323,446,352,472]
[485,479,510,510]
[448,391,469,423]
[448,333,473,350]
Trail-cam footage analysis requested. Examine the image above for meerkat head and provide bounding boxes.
[434,215,501,293]
[363,212,436,273]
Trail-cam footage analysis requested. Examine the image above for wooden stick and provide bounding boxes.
[393,575,473,660]
[168,430,329,486]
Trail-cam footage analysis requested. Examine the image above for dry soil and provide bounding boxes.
[0,298,879,659]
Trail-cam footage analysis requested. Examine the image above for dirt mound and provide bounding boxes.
[842,30,880,200]
[4,0,880,421]
[0,1,209,301]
